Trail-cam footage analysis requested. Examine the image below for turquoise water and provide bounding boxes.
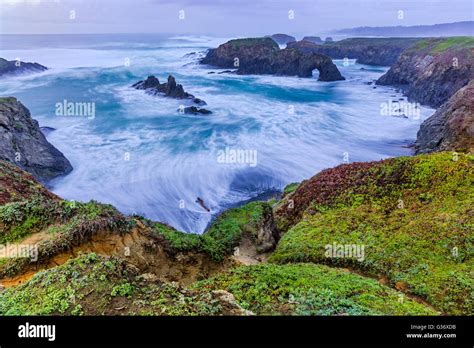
[0,34,434,233]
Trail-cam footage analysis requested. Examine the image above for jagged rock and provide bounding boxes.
[268,33,296,45]
[0,57,47,77]
[376,37,474,107]
[201,37,344,81]
[132,75,194,99]
[415,80,474,154]
[182,106,212,115]
[0,97,72,182]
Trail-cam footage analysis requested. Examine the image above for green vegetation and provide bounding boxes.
[0,253,228,315]
[271,152,474,315]
[431,37,474,53]
[413,37,474,53]
[149,201,271,261]
[283,182,299,196]
[0,97,17,103]
[195,263,436,315]
[228,37,279,50]
[0,152,472,316]
[0,197,133,244]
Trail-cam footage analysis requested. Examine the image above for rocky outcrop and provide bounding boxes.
[415,80,474,154]
[0,57,47,77]
[287,38,421,66]
[268,33,296,45]
[376,37,474,108]
[0,97,72,182]
[133,75,191,98]
[132,75,209,109]
[302,36,323,44]
[201,37,345,81]
[182,106,212,115]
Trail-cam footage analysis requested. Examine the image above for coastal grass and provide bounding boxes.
[271,152,474,315]
[149,201,271,261]
[0,253,227,315]
[414,37,474,53]
[195,263,437,315]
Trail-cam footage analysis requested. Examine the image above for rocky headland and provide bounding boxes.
[201,37,345,81]
[0,97,72,183]
[376,37,474,108]
[0,58,47,78]
[287,38,422,66]
[375,37,474,154]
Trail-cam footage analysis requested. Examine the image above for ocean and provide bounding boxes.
[0,33,434,233]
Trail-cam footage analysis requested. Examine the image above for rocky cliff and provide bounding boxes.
[0,97,72,182]
[376,37,474,108]
[0,58,47,77]
[415,80,474,154]
[287,38,421,66]
[201,38,345,81]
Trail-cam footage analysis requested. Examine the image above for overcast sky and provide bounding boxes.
[0,0,472,35]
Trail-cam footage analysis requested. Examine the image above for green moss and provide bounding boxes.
[202,201,269,261]
[195,263,437,315]
[431,37,474,53]
[271,152,474,315]
[228,37,279,50]
[0,97,17,103]
[283,182,299,196]
[151,222,203,251]
[149,201,271,262]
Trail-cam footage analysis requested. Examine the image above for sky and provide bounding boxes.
[0,0,472,36]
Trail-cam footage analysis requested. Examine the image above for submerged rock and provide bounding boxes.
[40,126,56,135]
[0,97,72,182]
[182,106,212,115]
